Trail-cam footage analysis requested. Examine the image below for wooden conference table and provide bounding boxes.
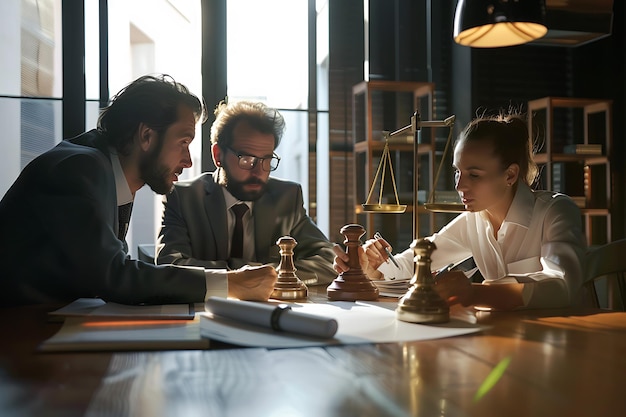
[1,288,625,417]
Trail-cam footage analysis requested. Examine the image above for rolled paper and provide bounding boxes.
[205,297,338,338]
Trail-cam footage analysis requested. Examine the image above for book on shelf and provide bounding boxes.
[563,144,602,155]
[48,298,196,321]
[40,299,207,352]
[39,316,209,352]
[570,196,586,208]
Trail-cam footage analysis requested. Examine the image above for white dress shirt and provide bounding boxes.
[379,183,587,308]
[109,149,133,207]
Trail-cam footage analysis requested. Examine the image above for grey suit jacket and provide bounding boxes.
[0,130,206,307]
[156,172,337,285]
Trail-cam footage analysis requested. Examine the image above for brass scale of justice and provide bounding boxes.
[273,111,462,324]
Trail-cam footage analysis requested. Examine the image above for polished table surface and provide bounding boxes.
[1,290,625,417]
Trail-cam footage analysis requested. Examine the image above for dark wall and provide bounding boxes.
[571,1,625,240]
[368,0,427,81]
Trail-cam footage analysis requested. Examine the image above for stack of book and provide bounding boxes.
[570,196,587,208]
[372,278,411,298]
[563,144,602,155]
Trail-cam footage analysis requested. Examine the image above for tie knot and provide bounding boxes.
[231,203,248,219]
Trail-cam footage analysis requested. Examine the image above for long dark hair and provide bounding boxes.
[98,74,207,154]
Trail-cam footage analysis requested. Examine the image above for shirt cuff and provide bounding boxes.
[204,269,228,301]
[521,283,534,306]
[377,260,401,280]
[520,278,569,309]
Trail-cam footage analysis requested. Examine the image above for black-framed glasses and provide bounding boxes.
[224,146,281,172]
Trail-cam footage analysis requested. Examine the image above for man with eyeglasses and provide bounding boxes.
[156,100,336,286]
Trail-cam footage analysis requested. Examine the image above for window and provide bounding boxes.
[227,0,330,233]
[0,0,203,258]
[0,0,62,196]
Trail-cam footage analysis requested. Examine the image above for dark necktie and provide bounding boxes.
[117,202,133,240]
[230,203,248,258]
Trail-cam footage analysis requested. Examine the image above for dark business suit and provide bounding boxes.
[156,171,337,285]
[0,130,206,307]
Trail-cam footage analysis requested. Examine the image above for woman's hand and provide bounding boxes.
[363,238,392,272]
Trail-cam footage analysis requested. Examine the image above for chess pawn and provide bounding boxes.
[271,236,308,300]
[396,238,449,323]
[327,224,379,301]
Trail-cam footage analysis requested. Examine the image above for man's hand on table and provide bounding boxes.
[228,265,278,301]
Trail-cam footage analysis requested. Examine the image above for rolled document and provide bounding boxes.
[205,297,338,338]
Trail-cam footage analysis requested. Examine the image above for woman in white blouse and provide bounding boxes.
[335,112,587,310]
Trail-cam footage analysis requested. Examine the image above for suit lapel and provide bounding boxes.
[68,132,120,243]
[204,173,229,260]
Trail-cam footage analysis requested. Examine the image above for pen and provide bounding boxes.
[433,263,455,279]
[373,231,401,269]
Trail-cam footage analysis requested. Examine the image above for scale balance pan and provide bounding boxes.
[424,203,466,213]
[361,204,407,213]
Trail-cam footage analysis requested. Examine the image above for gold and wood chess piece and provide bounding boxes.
[396,238,449,323]
[271,236,308,300]
[327,224,379,301]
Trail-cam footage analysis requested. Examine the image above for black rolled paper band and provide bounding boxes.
[270,304,292,331]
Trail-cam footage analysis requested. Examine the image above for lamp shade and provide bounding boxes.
[454,0,547,48]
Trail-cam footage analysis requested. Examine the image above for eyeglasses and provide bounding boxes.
[224,146,281,172]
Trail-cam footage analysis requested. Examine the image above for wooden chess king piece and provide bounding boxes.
[327,224,379,301]
[396,238,449,323]
[271,236,308,300]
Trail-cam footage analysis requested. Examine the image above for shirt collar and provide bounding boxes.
[109,148,133,207]
[477,182,534,228]
[504,182,534,228]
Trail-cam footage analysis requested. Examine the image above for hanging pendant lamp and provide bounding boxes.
[453,0,547,48]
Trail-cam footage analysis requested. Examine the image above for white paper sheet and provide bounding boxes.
[199,301,483,348]
[372,278,411,298]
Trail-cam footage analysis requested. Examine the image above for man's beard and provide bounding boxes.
[217,166,267,201]
[140,137,174,195]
